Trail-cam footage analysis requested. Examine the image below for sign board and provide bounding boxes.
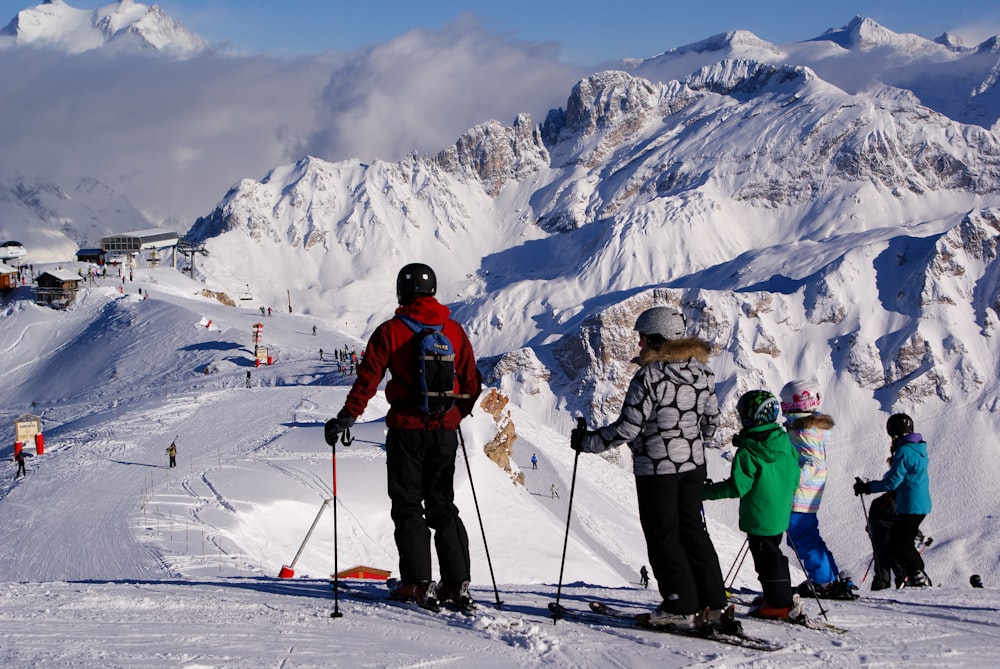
[255,346,269,361]
[15,415,41,441]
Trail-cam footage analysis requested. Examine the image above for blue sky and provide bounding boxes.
[2,0,1000,62]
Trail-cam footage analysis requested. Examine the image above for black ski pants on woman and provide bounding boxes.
[889,513,927,580]
[386,428,471,586]
[635,466,728,615]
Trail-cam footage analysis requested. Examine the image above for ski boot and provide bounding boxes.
[434,581,476,611]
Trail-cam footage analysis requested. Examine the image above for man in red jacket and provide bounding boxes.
[325,263,481,609]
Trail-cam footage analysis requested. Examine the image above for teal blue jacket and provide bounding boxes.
[869,433,931,515]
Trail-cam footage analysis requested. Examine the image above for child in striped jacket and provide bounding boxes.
[780,380,856,600]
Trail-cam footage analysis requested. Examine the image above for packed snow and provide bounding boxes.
[1,265,998,668]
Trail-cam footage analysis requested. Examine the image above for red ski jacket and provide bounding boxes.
[342,296,482,430]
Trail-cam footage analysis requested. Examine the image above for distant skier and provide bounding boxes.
[14,449,27,478]
[319,348,324,361]
[531,453,538,470]
[550,483,559,499]
[166,442,177,468]
[640,565,650,588]
[246,370,252,388]
[312,325,317,336]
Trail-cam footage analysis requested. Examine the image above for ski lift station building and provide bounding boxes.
[100,229,179,263]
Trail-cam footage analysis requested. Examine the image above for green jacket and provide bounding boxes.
[703,423,800,536]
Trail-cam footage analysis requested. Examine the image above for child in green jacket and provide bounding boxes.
[703,390,803,620]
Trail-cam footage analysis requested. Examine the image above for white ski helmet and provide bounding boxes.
[634,307,685,340]
[780,379,821,414]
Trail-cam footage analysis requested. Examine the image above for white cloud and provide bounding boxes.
[307,15,584,163]
[0,17,586,227]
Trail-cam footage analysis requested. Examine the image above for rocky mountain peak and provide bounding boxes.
[435,113,549,197]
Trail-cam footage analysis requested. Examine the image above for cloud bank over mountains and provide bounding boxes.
[0,5,583,227]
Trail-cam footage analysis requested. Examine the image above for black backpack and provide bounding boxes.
[396,315,457,416]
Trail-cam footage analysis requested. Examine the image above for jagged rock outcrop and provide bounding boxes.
[435,114,549,197]
[478,389,524,486]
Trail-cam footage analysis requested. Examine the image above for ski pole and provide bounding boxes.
[856,480,882,588]
[724,538,750,590]
[458,426,503,609]
[861,555,875,584]
[330,428,351,619]
[551,417,584,623]
[785,532,829,620]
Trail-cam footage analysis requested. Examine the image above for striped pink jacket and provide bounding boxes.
[784,412,835,513]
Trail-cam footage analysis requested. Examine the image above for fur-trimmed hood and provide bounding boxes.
[787,412,835,431]
[637,338,711,365]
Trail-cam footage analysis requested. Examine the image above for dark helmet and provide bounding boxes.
[886,413,914,439]
[396,263,437,303]
[736,390,781,428]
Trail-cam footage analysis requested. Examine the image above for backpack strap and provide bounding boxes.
[395,314,441,334]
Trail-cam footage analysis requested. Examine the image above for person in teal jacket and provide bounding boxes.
[704,390,803,620]
[854,413,932,587]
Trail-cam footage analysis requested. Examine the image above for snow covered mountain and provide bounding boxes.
[186,56,1000,411]
[0,172,155,261]
[629,17,1000,132]
[0,0,207,56]
[168,21,1000,581]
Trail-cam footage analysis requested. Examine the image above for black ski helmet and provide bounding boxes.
[970,574,984,588]
[886,413,914,439]
[396,263,437,303]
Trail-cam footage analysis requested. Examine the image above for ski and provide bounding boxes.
[334,580,477,616]
[548,601,783,651]
[729,597,848,633]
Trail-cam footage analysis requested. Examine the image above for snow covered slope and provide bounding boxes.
[0,265,998,667]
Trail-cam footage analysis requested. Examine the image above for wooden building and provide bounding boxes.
[0,264,16,291]
[36,269,83,307]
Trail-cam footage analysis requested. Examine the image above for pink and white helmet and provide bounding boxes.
[780,379,821,414]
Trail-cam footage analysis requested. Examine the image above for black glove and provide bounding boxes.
[570,417,587,452]
[325,410,355,446]
[853,477,871,496]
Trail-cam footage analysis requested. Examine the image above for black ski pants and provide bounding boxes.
[868,493,905,590]
[635,466,727,614]
[889,513,926,580]
[386,428,470,586]
[747,533,794,608]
